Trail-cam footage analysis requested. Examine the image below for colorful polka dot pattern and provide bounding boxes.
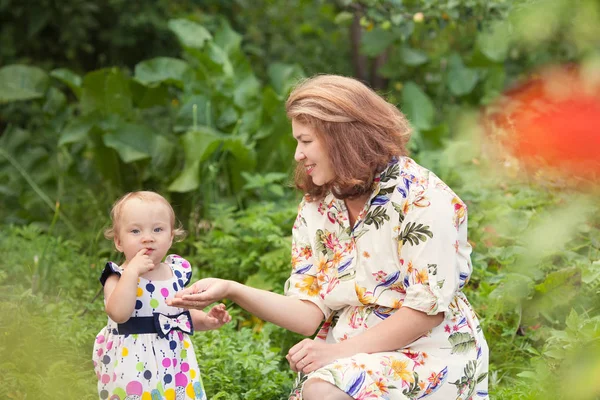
[93,255,205,400]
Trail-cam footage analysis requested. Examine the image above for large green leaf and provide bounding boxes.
[42,87,66,115]
[268,63,305,95]
[148,134,177,173]
[477,22,511,62]
[50,68,82,99]
[528,267,581,318]
[216,105,239,130]
[80,68,133,118]
[402,82,435,131]
[399,46,429,66]
[481,66,506,105]
[360,28,396,57]
[134,57,191,89]
[174,95,212,132]
[184,48,224,80]
[89,126,123,187]
[223,137,256,172]
[489,273,535,310]
[130,80,171,109]
[254,87,294,172]
[168,19,212,49]
[447,54,478,97]
[208,43,234,77]
[168,127,223,192]
[214,20,242,56]
[233,75,261,108]
[237,107,263,139]
[58,116,95,146]
[224,137,257,193]
[168,159,202,193]
[0,65,49,104]
[102,123,155,163]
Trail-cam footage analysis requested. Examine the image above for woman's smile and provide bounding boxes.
[292,119,335,186]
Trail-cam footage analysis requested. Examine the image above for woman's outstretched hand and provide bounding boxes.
[167,278,231,309]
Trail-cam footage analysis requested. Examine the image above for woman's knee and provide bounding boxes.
[302,378,353,400]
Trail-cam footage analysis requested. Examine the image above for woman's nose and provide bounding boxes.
[294,146,305,162]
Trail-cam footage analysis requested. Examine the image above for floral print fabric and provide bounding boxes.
[93,255,206,400]
[285,157,489,400]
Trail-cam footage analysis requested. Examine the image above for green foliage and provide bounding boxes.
[417,125,600,398]
[0,289,98,400]
[1,1,600,398]
[0,0,194,71]
[209,0,599,156]
[203,0,351,79]
[0,19,304,230]
[192,323,294,399]
[0,65,50,103]
[0,224,98,296]
[0,225,101,399]
[191,200,299,290]
[0,224,297,399]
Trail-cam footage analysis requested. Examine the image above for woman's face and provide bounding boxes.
[292,119,335,186]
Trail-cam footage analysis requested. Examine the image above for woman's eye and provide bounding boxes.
[302,140,312,145]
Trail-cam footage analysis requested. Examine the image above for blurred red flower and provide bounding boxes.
[486,64,600,182]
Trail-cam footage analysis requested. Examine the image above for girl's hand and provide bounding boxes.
[204,303,232,329]
[286,339,354,374]
[127,249,155,276]
[167,278,231,309]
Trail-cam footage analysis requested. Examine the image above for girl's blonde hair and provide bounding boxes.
[286,74,412,201]
[104,191,186,242]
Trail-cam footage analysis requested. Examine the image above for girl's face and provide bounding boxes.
[114,198,174,267]
[292,119,335,186]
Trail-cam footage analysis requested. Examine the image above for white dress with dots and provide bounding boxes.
[92,255,206,400]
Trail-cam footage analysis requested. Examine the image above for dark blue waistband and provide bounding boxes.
[117,311,193,338]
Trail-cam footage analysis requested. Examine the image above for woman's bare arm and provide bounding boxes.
[168,278,324,336]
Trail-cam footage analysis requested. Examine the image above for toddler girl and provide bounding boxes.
[93,191,231,400]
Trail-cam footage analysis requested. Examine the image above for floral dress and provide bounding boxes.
[285,157,489,400]
[93,255,206,400]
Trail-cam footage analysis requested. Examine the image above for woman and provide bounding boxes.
[168,75,489,400]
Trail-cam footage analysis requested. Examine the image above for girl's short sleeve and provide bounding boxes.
[284,199,331,320]
[398,185,471,315]
[99,262,122,286]
[166,254,193,289]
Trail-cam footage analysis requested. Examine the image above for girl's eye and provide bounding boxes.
[154,227,163,233]
[131,229,140,234]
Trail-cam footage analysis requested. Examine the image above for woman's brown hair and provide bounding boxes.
[286,74,412,201]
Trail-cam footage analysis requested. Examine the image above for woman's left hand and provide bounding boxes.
[286,338,353,374]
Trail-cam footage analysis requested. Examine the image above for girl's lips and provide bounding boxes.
[145,248,154,254]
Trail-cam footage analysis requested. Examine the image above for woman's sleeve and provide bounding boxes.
[398,185,472,315]
[284,199,332,319]
[99,262,122,286]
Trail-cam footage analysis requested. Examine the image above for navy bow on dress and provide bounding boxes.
[154,311,193,338]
